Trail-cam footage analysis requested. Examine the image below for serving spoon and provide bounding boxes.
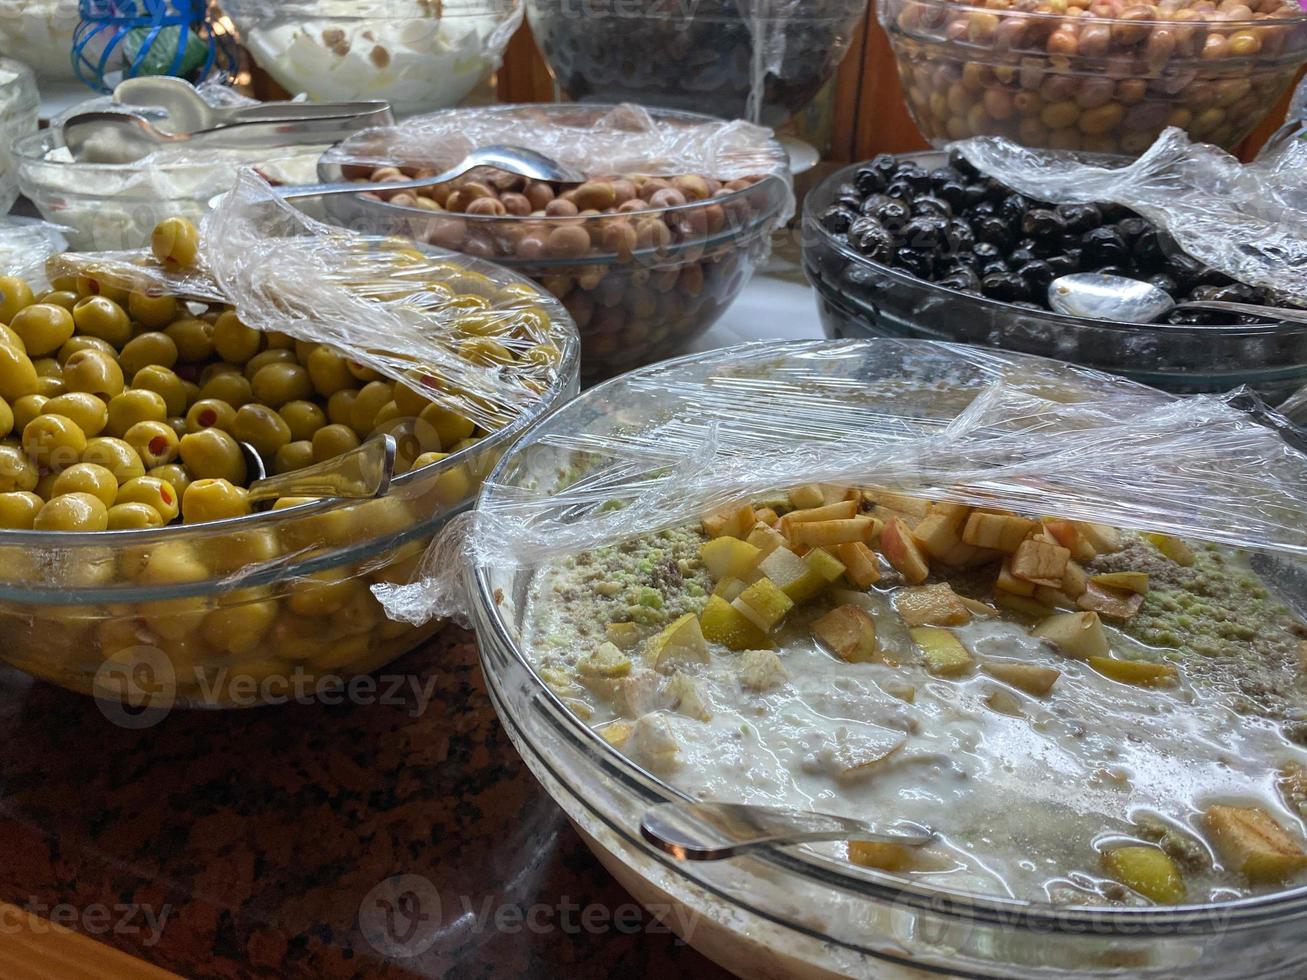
[240,433,396,506]
[641,801,935,861]
[1047,272,1307,326]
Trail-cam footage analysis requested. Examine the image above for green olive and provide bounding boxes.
[0,395,12,438]
[306,346,354,396]
[151,216,200,269]
[204,596,278,655]
[185,398,237,433]
[127,291,179,329]
[81,437,146,484]
[393,380,434,417]
[33,492,109,531]
[182,478,251,523]
[232,403,292,459]
[243,348,297,382]
[131,365,188,416]
[22,413,88,471]
[350,380,394,436]
[106,388,168,437]
[198,370,253,408]
[0,339,39,402]
[312,423,361,462]
[251,362,313,409]
[106,501,165,530]
[178,427,247,484]
[37,290,79,313]
[264,331,296,350]
[116,475,180,523]
[31,358,65,398]
[134,540,208,585]
[212,311,262,363]
[9,303,75,356]
[125,419,181,468]
[147,463,192,501]
[11,393,47,431]
[72,296,132,347]
[278,400,327,442]
[118,332,179,377]
[0,446,38,493]
[165,318,215,362]
[74,273,130,306]
[326,389,358,426]
[62,348,125,401]
[0,490,43,528]
[417,403,476,452]
[0,275,35,323]
[51,462,118,507]
[57,335,116,366]
[42,392,108,437]
[347,359,381,383]
[274,440,314,474]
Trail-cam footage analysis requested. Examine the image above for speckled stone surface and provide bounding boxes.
[0,627,731,979]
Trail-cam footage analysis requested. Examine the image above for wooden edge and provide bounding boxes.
[0,902,181,980]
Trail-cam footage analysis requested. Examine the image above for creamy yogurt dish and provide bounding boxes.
[522,486,1307,907]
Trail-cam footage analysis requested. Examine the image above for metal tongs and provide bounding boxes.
[60,76,392,164]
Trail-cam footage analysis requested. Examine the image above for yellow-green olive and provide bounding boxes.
[350,380,394,436]
[81,437,146,484]
[181,478,251,523]
[306,346,355,396]
[62,348,125,401]
[0,275,35,323]
[0,490,43,528]
[0,339,39,402]
[74,273,130,306]
[150,216,200,269]
[212,311,262,364]
[311,423,361,463]
[22,413,88,471]
[0,447,39,494]
[106,501,165,530]
[273,440,314,474]
[416,403,476,452]
[116,475,180,523]
[178,427,246,484]
[11,393,47,431]
[278,400,327,442]
[147,463,192,501]
[131,365,188,416]
[232,402,292,459]
[185,398,237,434]
[197,370,253,408]
[72,296,132,347]
[165,318,215,362]
[33,492,109,531]
[242,348,296,381]
[134,540,208,585]
[251,361,313,409]
[51,462,118,507]
[127,290,179,329]
[57,335,116,367]
[106,388,168,437]
[125,419,181,468]
[9,303,75,356]
[118,332,179,377]
[42,392,108,437]
[326,389,357,426]
[0,395,11,438]
[37,290,79,313]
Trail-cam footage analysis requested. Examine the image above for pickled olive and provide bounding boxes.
[82,437,146,484]
[0,341,39,402]
[181,478,251,523]
[74,273,130,306]
[212,311,263,363]
[312,423,362,462]
[11,394,47,432]
[349,380,394,436]
[250,361,313,408]
[198,370,253,407]
[232,403,292,460]
[72,296,132,347]
[0,445,38,493]
[150,216,200,269]
[185,398,238,433]
[33,492,109,532]
[147,463,192,501]
[305,345,354,396]
[127,290,179,329]
[0,395,11,437]
[106,502,165,530]
[62,348,125,401]
[274,440,315,474]
[178,428,247,484]
[38,289,79,312]
[132,365,189,417]
[0,490,43,528]
[164,318,215,362]
[0,275,35,323]
[116,476,181,523]
[204,597,278,655]
[327,389,358,426]
[125,420,181,468]
[51,463,119,507]
[346,360,381,383]
[135,540,208,585]
[107,388,168,437]
[23,413,88,472]
[416,403,477,451]
[57,335,115,366]
[278,400,327,442]
[9,303,75,356]
[118,331,180,377]
[42,392,108,437]
[243,348,296,381]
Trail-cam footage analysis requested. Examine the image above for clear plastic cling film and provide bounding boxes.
[376,338,1307,627]
[957,128,1307,301]
[48,169,576,431]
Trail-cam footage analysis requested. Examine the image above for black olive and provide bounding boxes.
[1099,203,1134,223]
[853,166,887,196]
[836,192,863,211]
[897,164,931,191]
[871,198,911,230]
[1212,283,1257,303]
[961,183,989,208]
[884,180,915,202]
[1194,264,1232,288]
[1020,208,1066,241]
[936,181,969,209]
[937,268,981,293]
[1147,273,1179,296]
[820,205,856,235]
[998,192,1032,225]
[913,194,953,219]
[869,153,898,179]
[1055,203,1102,234]
[947,149,981,179]
[1187,284,1223,301]
[980,259,1010,278]
[1131,227,1166,270]
[968,200,998,220]
[1018,259,1056,292]
[944,220,975,255]
[1114,217,1149,249]
[939,253,978,274]
[896,248,935,280]
[1045,253,1080,276]
[859,193,892,216]
[898,215,949,251]
[974,216,1014,250]
[848,217,894,263]
[1165,252,1205,291]
[1008,246,1037,267]
[981,272,1030,302]
[1081,226,1129,268]
[973,241,1003,262]
[983,177,1011,202]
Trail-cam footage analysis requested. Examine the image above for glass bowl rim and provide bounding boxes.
[470,337,1307,934]
[879,0,1307,32]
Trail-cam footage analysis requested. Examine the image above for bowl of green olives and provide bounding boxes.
[0,219,580,708]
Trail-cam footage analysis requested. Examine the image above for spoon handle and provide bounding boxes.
[276,167,467,201]
[246,434,395,503]
[1174,299,1307,326]
[640,801,934,861]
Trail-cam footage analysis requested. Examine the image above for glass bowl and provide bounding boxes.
[0,0,78,81]
[802,155,1307,403]
[881,0,1307,155]
[12,129,326,251]
[316,104,793,382]
[0,57,39,215]
[0,251,580,710]
[469,338,1307,979]
[221,0,524,117]
[524,0,867,126]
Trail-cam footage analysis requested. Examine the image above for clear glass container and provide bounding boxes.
[0,56,39,215]
[469,339,1307,979]
[0,0,79,81]
[803,156,1307,404]
[881,0,1307,156]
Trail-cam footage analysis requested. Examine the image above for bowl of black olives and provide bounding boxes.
[802,150,1307,404]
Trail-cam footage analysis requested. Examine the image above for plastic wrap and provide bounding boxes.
[0,218,68,287]
[957,129,1307,301]
[376,338,1307,626]
[0,0,78,81]
[0,56,39,215]
[48,169,577,431]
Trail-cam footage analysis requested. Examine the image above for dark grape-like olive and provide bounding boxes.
[1165,252,1205,291]
[1131,227,1166,269]
[944,220,975,255]
[1018,260,1056,292]
[1055,203,1102,234]
[821,205,855,235]
[928,166,963,185]
[848,217,894,263]
[899,215,949,251]
[896,248,935,279]
[869,153,898,179]
[913,194,953,219]
[974,216,1014,250]
[980,260,1010,278]
[1081,227,1129,268]
[936,269,981,293]
[936,181,969,209]
[983,178,1010,202]
[981,272,1029,302]
[853,166,887,196]
[837,192,863,211]
[1147,273,1179,296]
[859,193,893,216]
[1021,208,1066,241]
[1114,217,1149,248]
[897,164,931,191]
[968,200,998,220]
[998,193,1032,225]
[948,150,981,179]
[1045,252,1080,276]
[1009,246,1037,267]
[884,180,915,202]
[1099,203,1133,223]
[1212,283,1257,303]
[961,183,988,208]
[972,241,1003,263]
[1188,284,1222,301]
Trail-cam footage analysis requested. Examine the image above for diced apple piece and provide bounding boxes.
[939,541,1001,568]
[812,604,881,663]
[713,576,747,601]
[632,713,679,770]
[1088,656,1178,687]
[780,499,858,530]
[746,522,788,557]
[929,500,972,526]
[994,591,1054,618]
[821,483,857,505]
[1092,571,1149,595]
[870,490,932,517]
[881,517,930,584]
[645,614,709,670]
[830,541,881,589]
[733,577,794,631]
[1078,582,1145,620]
[788,517,877,548]
[1143,532,1196,567]
[1043,520,1097,561]
[838,736,906,779]
[1204,806,1307,882]
[578,641,634,679]
[895,583,972,627]
[1062,560,1089,599]
[598,720,634,747]
[788,484,826,509]
[1034,586,1077,610]
[996,558,1036,597]
[699,595,768,651]
[700,536,762,581]
[910,627,974,677]
[848,841,916,872]
[881,680,916,703]
[963,511,1036,552]
[701,502,757,539]
[666,671,712,721]
[757,546,811,593]
[959,596,997,617]
[982,661,1061,696]
[755,507,779,526]
[1032,611,1108,659]
[912,513,962,561]
[1011,538,1071,587]
[605,622,640,650]
[737,648,787,691]
[985,688,1023,716]
[1103,846,1187,904]
[805,547,847,583]
[1076,522,1123,554]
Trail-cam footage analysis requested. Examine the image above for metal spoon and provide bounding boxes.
[240,434,396,506]
[1048,272,1307,326]
[640,801,935,861]
[274,144,587,202]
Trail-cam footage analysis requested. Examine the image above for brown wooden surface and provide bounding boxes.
[0,903,182,980]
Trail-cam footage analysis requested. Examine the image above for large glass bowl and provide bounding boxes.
[317,104,792,382]
[0,57,39,215]
[0,0,78,81]
[881,0,1307,155]
[0,251,580,710]
[802,155,1307,403]
[221,0,524,117]
[525,0,867,126]
[469,338,1307,979]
